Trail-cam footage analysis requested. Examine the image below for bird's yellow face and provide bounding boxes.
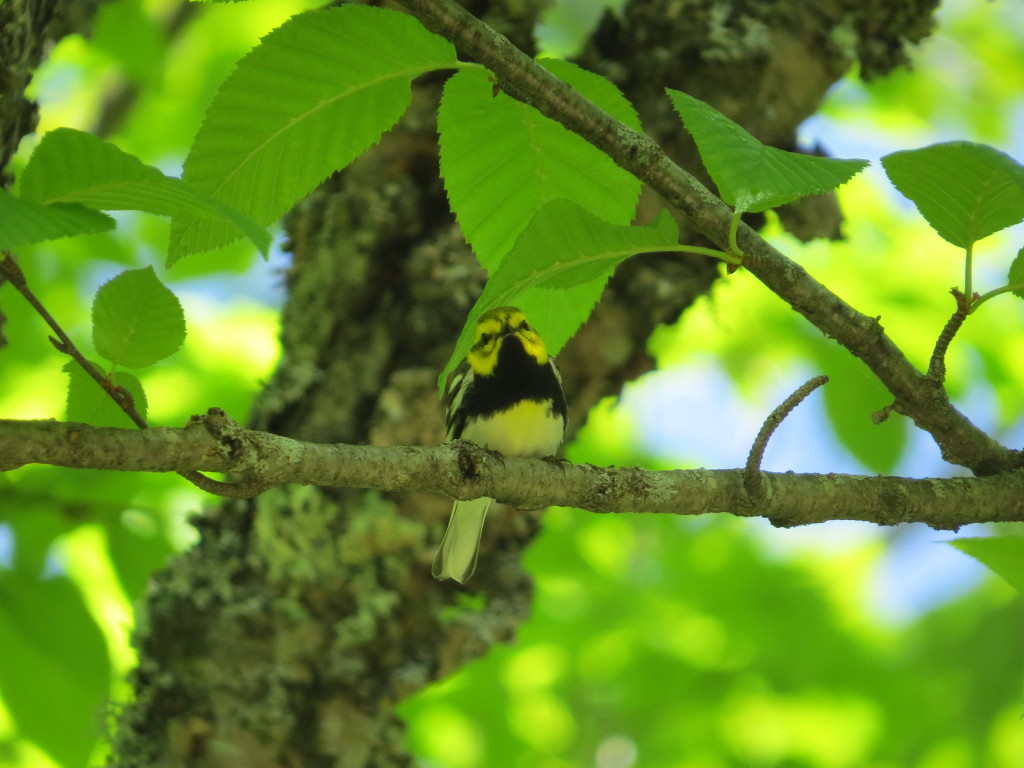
[467,306,549,376]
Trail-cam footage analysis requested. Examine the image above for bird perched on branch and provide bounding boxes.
[433,306,568,583]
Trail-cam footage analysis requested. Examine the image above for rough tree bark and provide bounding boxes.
[109,1,939,764]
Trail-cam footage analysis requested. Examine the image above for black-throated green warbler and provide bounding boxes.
[433,306,568,583]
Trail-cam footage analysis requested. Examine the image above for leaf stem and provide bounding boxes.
[728,210,744,258]
[661,243,741,265]
[963,242,974,307]
[972,282,1024,310]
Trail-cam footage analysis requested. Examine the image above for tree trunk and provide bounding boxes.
[111,1,938,764]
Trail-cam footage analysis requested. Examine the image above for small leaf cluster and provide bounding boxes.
[67,267,185,428]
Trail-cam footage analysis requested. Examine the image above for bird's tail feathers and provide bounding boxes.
[432,497,492,583]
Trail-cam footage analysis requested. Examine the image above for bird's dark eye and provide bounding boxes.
[518,320,529,331]
[479,332,494,345]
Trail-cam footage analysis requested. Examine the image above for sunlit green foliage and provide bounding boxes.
[0,6,292,759]
[438,61,641,270]
[0,570,110,768]
[171,5,458,261]
[17,128,269,256]
[403,503,1024,767]
[1,0,1023,767]
[1009,247,1024,299]
[0,190,114,249]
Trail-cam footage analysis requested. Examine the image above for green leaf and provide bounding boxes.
[6,507,71,578]
[439,201,680,387]
[949,536,1024,593]
[103,511,176,601]
[65,360,148,428]
[666,89,868,214]
[19,128,270,259]
[169,5,458,261]
[817,342,907,474]
[92,0,165,85]
[0,572,110,768]
[92,267,186,369]
[0,188,115,248]
[439,61,642,270]
[881,142,1024,248]
[1009,246,1024,299]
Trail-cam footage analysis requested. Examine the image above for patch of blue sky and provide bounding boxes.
[0,523,12,569]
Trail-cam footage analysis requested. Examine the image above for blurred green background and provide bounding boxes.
[1,0,1022,766]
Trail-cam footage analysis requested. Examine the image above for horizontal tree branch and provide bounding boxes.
[395,0,1020,477]
[4,413,1023,529]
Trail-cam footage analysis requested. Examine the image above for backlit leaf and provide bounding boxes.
[20,127,269,258]
[440,60,642,269]
[169,5,458,261]
[667,89,867,214]
[92,267,186,369]
[0,189,114,249]
[882,142,1024,248]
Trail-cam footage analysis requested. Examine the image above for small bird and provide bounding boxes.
[433,306,568,583]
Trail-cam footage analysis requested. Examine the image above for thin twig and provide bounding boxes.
[178,469,271,498]
[926,289,970,384]
[0,252,266,498]
[1,253,148,424]
[744,375,829,501]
